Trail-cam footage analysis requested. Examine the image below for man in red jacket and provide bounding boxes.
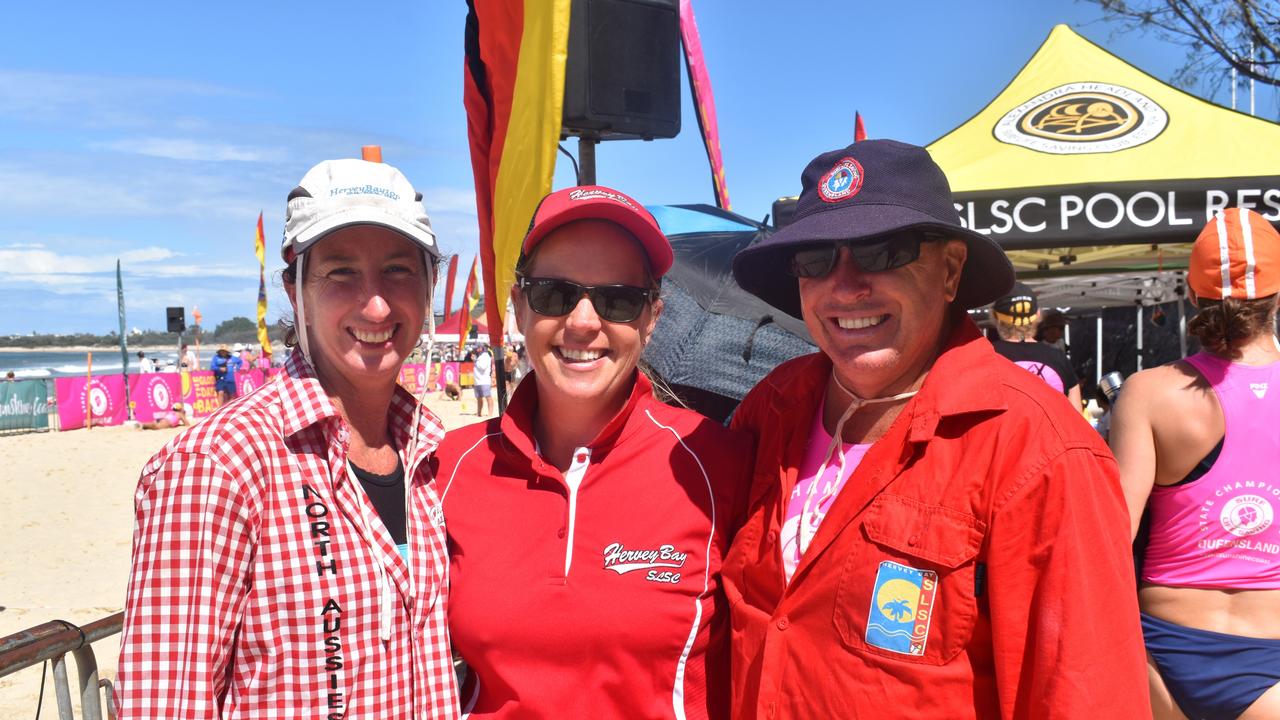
[725,140,1150,719]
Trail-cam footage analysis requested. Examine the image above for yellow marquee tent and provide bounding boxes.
[925,24,1280,308]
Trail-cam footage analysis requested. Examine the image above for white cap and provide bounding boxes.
[282,159,439,262]
[232,343,244,352]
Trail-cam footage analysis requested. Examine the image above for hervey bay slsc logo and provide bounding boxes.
[601,542,688,584]
[994,82,1168,155]
[818,157,864,203]
[865,560,937,656]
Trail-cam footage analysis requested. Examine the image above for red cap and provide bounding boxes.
[1189,208,1280,301]
[522,186,673,277]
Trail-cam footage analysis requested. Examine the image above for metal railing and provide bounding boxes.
[0,612,123,720]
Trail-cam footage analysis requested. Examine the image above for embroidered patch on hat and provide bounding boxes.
[865,560,937,656]
[818,157,865,203]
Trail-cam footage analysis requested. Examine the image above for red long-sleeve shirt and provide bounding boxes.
[116,350,459,719]
[723,320,1150,719]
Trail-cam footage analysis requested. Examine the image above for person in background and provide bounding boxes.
[5,371,14,382]
[470,343,493,416]
[1094,370,1124,443]
[139,402,188,430]
[1111,208,1280,720]
[180,343,198,371]
[137,351,156,374]
[503,343,523,396]
[724,139,1149,718]
[116,157,458,718]
[1036,308,1070,351]
[228,343,244,390]
[990,282,1083,410]
[257,346,272,371]
[436,185,750,718]
[211,345,234,406]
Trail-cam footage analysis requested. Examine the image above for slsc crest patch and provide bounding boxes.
[865,560,937,656]
[817,157,864,202]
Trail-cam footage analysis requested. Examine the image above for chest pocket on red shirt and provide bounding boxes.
[833,493,986,666]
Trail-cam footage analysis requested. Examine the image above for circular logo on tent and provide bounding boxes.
[1220,494,1274,537]
[241,376,258,394]
[149,379,171,410]
[993,82,1167,154]
[818,157,864,203]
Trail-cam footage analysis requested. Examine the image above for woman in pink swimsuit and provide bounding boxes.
[1113,208,1280,720]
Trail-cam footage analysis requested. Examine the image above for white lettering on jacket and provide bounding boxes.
[601,542,688,575]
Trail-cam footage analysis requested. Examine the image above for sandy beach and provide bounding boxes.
[0,393,493,719]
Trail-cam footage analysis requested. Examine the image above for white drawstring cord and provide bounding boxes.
[797,374,918,556]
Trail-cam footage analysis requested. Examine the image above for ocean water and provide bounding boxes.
[0,349,211,379]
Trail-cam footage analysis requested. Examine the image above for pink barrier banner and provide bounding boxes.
[183,370,221,418]
[439,362,461,390]
[398,363,430,396]
[236,370,266,397]
[55,375,129,430]
[129,373,182,423]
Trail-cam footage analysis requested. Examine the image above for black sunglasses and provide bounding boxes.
[787,232,943,279]
[517,276,658,323]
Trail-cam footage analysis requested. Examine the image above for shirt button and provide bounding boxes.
[576,453,587,463]
[908,534,920,546]
[557,527,566,539]
[776,616,789,631]
[766,530,777,544]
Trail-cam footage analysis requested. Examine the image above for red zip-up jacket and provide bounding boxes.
[723,319,1150,719]
[435,372,750,719]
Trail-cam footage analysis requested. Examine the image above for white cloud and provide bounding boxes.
[96,137,280,163]
[420,186,477,215]
[0,246,177,274]
[0,69,245,128]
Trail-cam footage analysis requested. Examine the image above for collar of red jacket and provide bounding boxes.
[498,369,655,468]
[761,316,1009,443]
[275,347,444,469]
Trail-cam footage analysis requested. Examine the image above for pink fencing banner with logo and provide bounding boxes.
[129,373,183,423]
[398,364,430,396]
[183,371,221,418]
[438,362,461,390]
[236,370,267,397]
[55,375,129,430]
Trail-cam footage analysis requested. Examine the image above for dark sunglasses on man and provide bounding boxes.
[516,276,658,323]
[787,230,946,279]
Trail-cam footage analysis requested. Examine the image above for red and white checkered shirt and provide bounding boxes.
[116,350,459,719]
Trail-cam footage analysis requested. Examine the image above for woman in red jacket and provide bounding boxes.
[435,186,750,719]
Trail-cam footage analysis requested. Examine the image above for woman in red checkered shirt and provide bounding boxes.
[116,159,459,719]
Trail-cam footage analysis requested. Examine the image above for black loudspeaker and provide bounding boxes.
[562,0,681,141]
[166,306,186,333]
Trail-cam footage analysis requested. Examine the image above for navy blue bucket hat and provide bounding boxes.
[733,139,1014,317]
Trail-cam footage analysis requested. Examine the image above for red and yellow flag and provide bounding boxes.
[463,0,571,350]
[254,212,273,358]
[443,254,460,320]
[458,256,481,352]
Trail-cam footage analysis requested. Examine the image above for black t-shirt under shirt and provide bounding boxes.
[992,339,1079,396]
[349,459,407,546]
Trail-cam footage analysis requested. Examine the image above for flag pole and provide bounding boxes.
[117,259,133,420]
[85,352,93,431]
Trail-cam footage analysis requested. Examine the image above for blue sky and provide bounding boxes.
[1,1,1275,335]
